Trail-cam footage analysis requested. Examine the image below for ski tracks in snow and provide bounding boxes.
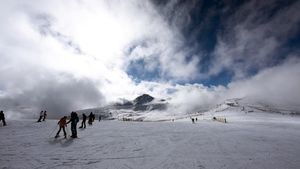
[1,119,300,169]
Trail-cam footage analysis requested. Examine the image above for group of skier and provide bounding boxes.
[55,112,98,139]
[37,110,47,122]
[191,117,198,123]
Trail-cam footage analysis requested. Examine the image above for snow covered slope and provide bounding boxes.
[1,116,300,169]
[76,94,169,121]
[75,96,300,122]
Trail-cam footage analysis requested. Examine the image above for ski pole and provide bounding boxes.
[49,124,58,138]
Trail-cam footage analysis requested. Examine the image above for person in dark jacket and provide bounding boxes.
[79,113,87,129]
[88,112,94,125]
[0,110,6,126]
[37,111,43,122]
[55,116,67,138]
[191,118,195,123]
[67,112,79,138]
[92,113,95,122]
[42,111,47,121]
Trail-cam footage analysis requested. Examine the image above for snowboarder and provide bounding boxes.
[88,112,94,125]
[79,113,87,128]
[0,110,7,126]
[42,111,47,121]
[55,116,67,138]
[37,111,43,122]
[191,118,195,123]
[67,112,79,138]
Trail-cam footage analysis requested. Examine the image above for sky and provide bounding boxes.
[0,0,299,118]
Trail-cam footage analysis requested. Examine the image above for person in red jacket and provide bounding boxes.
[55,116,67,138]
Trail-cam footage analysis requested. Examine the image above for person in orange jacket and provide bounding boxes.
[55,116,67,138]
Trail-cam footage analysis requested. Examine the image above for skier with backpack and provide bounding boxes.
[67,112,79,138]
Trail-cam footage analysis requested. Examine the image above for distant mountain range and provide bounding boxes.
[76,94,299,122]
[76,94,168,120]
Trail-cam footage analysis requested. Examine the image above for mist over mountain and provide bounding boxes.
[0,0,299,119]
[74,93,299,122]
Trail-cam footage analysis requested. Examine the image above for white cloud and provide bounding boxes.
[0,0,201,117]
[0,0,299,119]
[226,57,300,110]
[123,56,300,116]
[210,0,300,79]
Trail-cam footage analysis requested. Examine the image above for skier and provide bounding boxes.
[195,117,198,122]
[92,113,95,122]
[191,118,195,123]
[42,111,47,121]
[55,116,67,138]
[67,112,79,138]
[0,110,7,126]
[88,112,94,125]
[37,111,43,122]
[79,113,87,128]
[98,115,101,122]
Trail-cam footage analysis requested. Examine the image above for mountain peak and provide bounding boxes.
[133,94,154,105]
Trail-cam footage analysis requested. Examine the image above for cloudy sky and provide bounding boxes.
[0,0,299,118]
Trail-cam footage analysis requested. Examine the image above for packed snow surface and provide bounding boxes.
[1,114,300,169]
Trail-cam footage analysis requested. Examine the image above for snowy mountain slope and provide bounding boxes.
[73,95,300,123]
[75,94,169,121]
[1,117,300,169]
[187,98,300,124]
[232,98,300,114]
